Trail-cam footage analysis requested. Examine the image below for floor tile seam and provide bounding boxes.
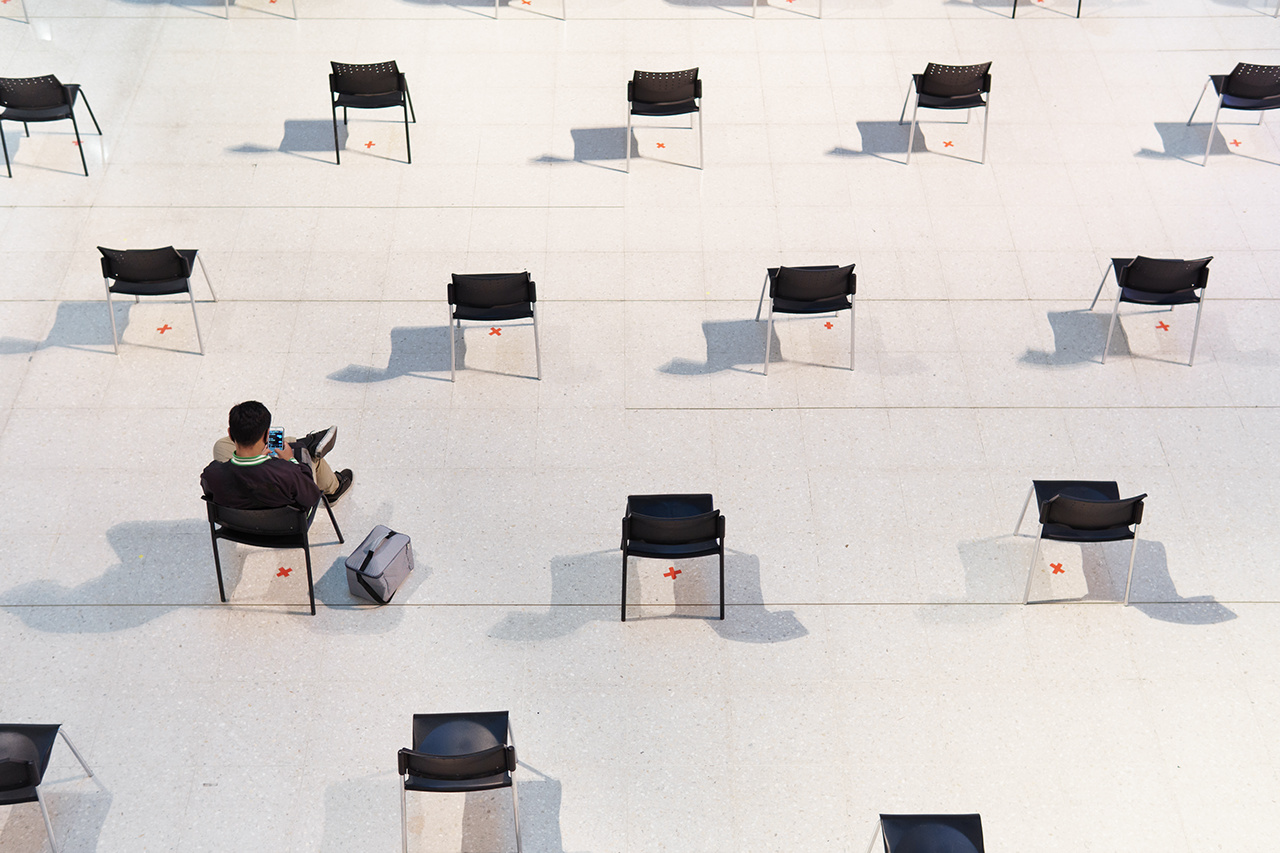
[619,404,1280,410]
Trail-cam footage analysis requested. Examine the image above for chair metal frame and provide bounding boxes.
[329,60,415,165]
[101,247,217,356]
[1011,0,1081,17]
[0,725,94,853]
[0,0,29,24]
[1015,481,1145,606]
[223,0,297,18]
[1089,256,1210,367]
[898,64,991,165]
[448,272,542,382]
[1187,63,1280,166]
[756,264,856,375]
[0,76,102,178]
[626,69,702,173]
[753,0,822,17]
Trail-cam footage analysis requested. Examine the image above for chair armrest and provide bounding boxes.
[694,79,702,99]
[627,80,635,102]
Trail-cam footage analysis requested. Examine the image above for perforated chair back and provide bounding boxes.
[631,68,700,105]
[1040,493,1145,533]
[772,265,856,302]
[330,61,401,96]
[99,246,190,289]
[918,63,991,98]
[449,272,536,310]
[628,509,721,546]
[0,75,67,109]
[1223,63,1280,101]
[1120,256,1211,296]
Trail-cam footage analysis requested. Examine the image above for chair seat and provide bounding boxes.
[772,295,852,315]
[106,249,199,296]
[404,771,510,793]
[334,91,404,109]
[0,104,73,122]
[213,527,309,550]
[1119,286,1200,306]
[630,100,699,117]
[0,726,58,806]
[625,539,722,559]
[916,92,986,110]
[453,302,535,322]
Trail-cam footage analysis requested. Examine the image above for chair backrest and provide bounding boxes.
[1120,256,1211,295]
[1040,493,1145,531]
[0,75,67,109]
[449,272,535,308]
[880,814,984,853]
[631,68,700,104]
[330,61,401,95]
[1224,63,1280,100]
[398,744,516,780]
[627,509,721,545]
[919,63,992,97]
[772,265,856,302]
[98,246,190,283]
[204,497,308,537]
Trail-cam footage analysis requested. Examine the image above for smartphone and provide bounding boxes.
[267,428,285,452]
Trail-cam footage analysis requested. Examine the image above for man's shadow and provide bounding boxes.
[1020,309,1130,367]
[489,548,806,643]
[329,326,455,384]
[955,534,1235,624]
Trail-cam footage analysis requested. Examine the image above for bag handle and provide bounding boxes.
[358,529,398,573]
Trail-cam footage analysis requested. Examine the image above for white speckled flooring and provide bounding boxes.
[2,0,1279,850]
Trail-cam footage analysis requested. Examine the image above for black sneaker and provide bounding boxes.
[296,426,337,460]
[327,469,354,504]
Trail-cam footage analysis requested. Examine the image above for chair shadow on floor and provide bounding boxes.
[328,326,456,383]
[1137,121,1279,166]
[488,548,806,643]
[955,534,1235,624]
[659,319,771,375]
[0,300,187,356]
[532,127,628,172]
[828,121,914,162]
[229,120,348,164]
[0,780,110,853]
[401,0,565,19]
[0,520,209,631]
[1020,309,1130,367]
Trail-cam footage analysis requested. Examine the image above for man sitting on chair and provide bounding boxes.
[201,400,353,509]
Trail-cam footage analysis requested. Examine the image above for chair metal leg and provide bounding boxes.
[1187,78,1210,125]
[188,287,205,355]
[70,113,88,176]
[1011,0,1018,17]
[1102,291,1121,364]
[1203,97,1223,166]
[405,87,417,123]
[197,254,218,301]
[77,91,103,135]
[319,494,343,543]
[980,98,991,164]
[1123,525,1140,606]
[511,780,523,853]
[496,0,500,17]
[898,81,915,124]
[36,788,59,853]
[1015,483,1035,533]
[400,780,409,853]
[105,280,120,354]
[292,0,298,18]
[865,821,884,853]
[719,548,725,620]
[1024,528,1044,604]
[449,309,457,382]
[210,535,228,602]
[1076,0,1082,15]
[697,107,704,170]
[225,0,230,18]
[625,110,632,173]
[23,122,29,137]
[754,271,769,321]
[532,304,542,380]
[304,544,316,615]
[331,104,341,165]
[403,103,411,164]
[58,730,95,778]
[905,100,920,165]
[1,123,10,178]
[763,301,775,374]
[753,0,759,16]
[848,298,855,370]
[1188,293,1205,366]
[620,552,628,621]
[1088,263,1111,311]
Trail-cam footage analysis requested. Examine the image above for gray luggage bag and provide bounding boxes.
[346,525,413,604]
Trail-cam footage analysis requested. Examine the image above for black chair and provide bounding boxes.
[0,75,101,177]
[1015,480,1146,605]
[756,264,856,375]
[398,711,521,853]
[1011,0,1080,17]
[448,272,541,381]
[627,68,702,172]
[330,61,415,165]
[0,724,94,853]
[869,814,985,853]
[621,494,725,622]
[99,246,217,356]
[899,63,991,165]
[1187,63,1280,166]
[201,481,343,616]
[1089,256,1211,366]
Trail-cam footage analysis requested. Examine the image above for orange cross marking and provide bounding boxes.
[1230,139,1242,147]
[824,321,833,329]
[489,327,502,336]
[656,142,665,149]
[157,324,172,334]
[1156,321,1169,331]
[365,140,376,148]
[942,141,954,147]
[1050,563,1064,574]
[277,567,292,577]
[663,567,681,579]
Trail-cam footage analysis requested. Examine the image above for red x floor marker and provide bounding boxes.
[1230,139,1242,147]
[489,327,502,336]
[824,321,833,329]
[157,324,172,334]
[1051,562,1064,574]
[277,567,292,577]
[365,140,376,149]
[663,567,681,579]
[656,142,665,149]
[942,140,954,148]
[1156,321,1169,331]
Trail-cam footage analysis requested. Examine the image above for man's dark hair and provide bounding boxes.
[228,400,272,447]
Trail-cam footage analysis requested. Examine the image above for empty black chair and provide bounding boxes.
[330,61,415,165]
[448,272,541,381]
[1089,255,1211,366]
[756,264,856,375]
[627,68,702,172]
[1011,0,1080,17]
[899,63,991,165]
[1187,63,1280,165]
[399,711,521,853]
[99,246,217,356]
[201,481,343,616]
[1015,480,1146,605]
[622,493,725,622]
[870,814,985,853]
[0,724,94,853]
[0,75,101,177]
